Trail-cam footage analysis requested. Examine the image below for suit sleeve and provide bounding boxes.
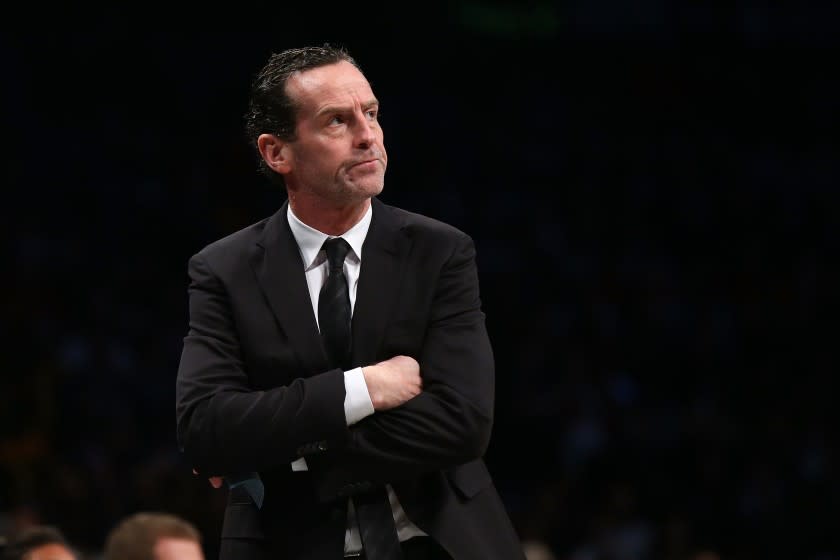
[309,233,495,499]
[175,252,350,476]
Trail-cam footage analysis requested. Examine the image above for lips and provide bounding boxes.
[349,158,380,169]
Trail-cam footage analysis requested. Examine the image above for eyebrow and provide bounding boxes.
[316,99,379,119]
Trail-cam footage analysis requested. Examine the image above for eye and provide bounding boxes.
[329,115,345,125]
[366,109,378,120]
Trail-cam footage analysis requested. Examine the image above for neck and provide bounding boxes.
[288,192,371,236]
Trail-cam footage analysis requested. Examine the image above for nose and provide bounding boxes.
[353,111,375,149]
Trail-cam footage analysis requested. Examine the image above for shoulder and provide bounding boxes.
[377,200,472,248]
[189,213,274,270]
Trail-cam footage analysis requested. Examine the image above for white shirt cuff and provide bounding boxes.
[344,367,375,425]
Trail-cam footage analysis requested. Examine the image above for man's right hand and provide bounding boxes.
[362,355,422,411]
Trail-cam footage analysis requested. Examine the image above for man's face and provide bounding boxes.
[25,543,76,560]
[153,537,204,560]
[282,60,387,205]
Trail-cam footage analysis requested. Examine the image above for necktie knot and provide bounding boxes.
[323,237,351,271]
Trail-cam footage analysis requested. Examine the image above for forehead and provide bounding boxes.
[286,60,375,113]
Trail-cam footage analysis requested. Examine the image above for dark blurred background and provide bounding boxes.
[2,4,838,559]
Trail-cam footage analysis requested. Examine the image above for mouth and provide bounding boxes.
[349,159,380,170]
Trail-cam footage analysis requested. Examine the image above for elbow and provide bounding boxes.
[473,414,493,457]
[176,401,216,472]
[458,411,493,460]
[436,389,494,461]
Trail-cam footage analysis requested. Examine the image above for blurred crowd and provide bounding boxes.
[1,512,204,559]
[3,17,838,560]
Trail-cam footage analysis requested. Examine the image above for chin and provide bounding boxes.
[352,180,384,198]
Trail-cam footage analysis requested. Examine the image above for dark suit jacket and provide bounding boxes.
[175,197,525,559]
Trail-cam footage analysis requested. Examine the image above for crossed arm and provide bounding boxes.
[176,233,493,495]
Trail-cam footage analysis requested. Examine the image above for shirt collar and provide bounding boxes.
[287,202,373,271]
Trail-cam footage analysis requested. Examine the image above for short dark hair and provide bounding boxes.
[3,525,76,560]
[103,512,201,560]
[243,43,361,184]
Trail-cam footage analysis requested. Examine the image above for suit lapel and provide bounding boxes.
[352,198,412,366]
[250,201,329,375]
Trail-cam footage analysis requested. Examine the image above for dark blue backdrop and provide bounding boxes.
[2,10,838,559]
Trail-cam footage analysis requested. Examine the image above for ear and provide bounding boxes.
[257,133,292,175]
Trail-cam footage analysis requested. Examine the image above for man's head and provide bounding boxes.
[244,44,387,207]
[103,512,203,560]
[3,526,76,560]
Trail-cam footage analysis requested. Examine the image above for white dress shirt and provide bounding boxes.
[286,203,426,555]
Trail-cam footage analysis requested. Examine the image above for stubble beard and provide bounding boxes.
[333,164,385,204]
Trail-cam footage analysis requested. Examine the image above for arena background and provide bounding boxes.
[2,6,838,559]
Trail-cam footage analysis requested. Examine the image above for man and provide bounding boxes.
[175,44,524,560]
[3,526,77,560]
[103,512,204,560]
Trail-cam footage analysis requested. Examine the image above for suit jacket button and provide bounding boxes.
[317,442,328,451]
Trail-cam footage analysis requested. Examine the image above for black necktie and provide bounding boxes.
[354,487,403,560]
[317,238,403,559]
[319,237,352,370]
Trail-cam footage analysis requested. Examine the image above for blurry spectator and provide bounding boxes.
[3,525,77,560]
[102,512,203,560]
[522,539,558,560]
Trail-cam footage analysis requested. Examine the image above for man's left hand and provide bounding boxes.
[193,468,224,488]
